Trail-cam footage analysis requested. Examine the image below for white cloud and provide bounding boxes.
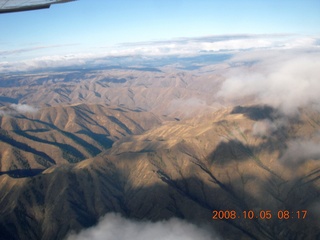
[200,38,272,52]
[282,37,318,49]
[280,139,320,164]
[252,116,289,138]
[218,49,320,115]
[0,104,38,116]
[0,44,76,57]
[252,119,277,137]
[1,34,319,73]
[113,35,319,56]
[10,104,38,114]
[66,213,218,240]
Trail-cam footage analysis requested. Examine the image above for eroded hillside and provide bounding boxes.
[0,69,228,118]
[0,105,319,240]
[0,103,163,174]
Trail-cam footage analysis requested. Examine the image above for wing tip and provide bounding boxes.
[0,0,76,14]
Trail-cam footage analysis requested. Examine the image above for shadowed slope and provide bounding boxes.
[0,103,164,172]
[0,106,319,240]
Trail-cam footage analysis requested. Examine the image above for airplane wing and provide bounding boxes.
[0,0,76,13]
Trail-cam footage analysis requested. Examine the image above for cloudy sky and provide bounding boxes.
[0,0,320,64]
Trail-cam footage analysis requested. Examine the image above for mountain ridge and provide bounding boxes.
[0,105,319,240]
[0,103,164,173]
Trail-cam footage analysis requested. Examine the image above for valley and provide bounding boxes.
[0,66,319,240]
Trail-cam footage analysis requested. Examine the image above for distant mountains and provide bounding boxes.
[0,68,231,118]
[0,67,319,240]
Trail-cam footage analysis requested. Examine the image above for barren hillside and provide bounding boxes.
[0,103,163,173]
[0,105,319,240]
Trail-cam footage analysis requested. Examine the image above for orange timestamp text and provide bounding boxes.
[212,210,307,220]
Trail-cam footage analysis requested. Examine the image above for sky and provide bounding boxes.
[0,0,320,63]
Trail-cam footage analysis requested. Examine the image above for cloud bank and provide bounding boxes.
[117,34,316,55]
[1,34,319,73]
[66,213,218,240]
[218,49,320,115]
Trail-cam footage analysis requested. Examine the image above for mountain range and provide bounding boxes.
[0,65,319,240]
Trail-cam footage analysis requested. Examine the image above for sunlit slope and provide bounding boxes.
[0,69,226,118]
[0,105,319,240]
[0,103,162,173]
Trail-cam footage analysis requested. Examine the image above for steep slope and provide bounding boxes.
[0,103,163,174]
[0,105,319,240]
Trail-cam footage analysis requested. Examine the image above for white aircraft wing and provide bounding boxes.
[0,0,76,13]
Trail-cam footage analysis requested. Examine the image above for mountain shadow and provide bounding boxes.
[0,162,318,240]
[0,169,44,178]
[231,105,278,121]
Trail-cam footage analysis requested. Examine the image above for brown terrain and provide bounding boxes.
[0,68,319,240]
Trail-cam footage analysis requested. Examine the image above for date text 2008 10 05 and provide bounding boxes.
[212,210,307,220]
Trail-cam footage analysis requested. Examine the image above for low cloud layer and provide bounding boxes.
[280,139,320,165]
[0,44,75,57]
[117,34,317,55]
[66,213,218,240]
[1,34,319,73]
[218,49,320,115]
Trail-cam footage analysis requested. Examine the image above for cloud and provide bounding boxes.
[10,104,38,114]
[66,213,218,240]
[218,49,320,115]
[1,34,319,73]
[280,139,320,164]
[0,45,75,57]
[111,35,282,57]
[252,119,278,137]
[0,104,37,116]
[115,34,318,56]
[0,53,91,73]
